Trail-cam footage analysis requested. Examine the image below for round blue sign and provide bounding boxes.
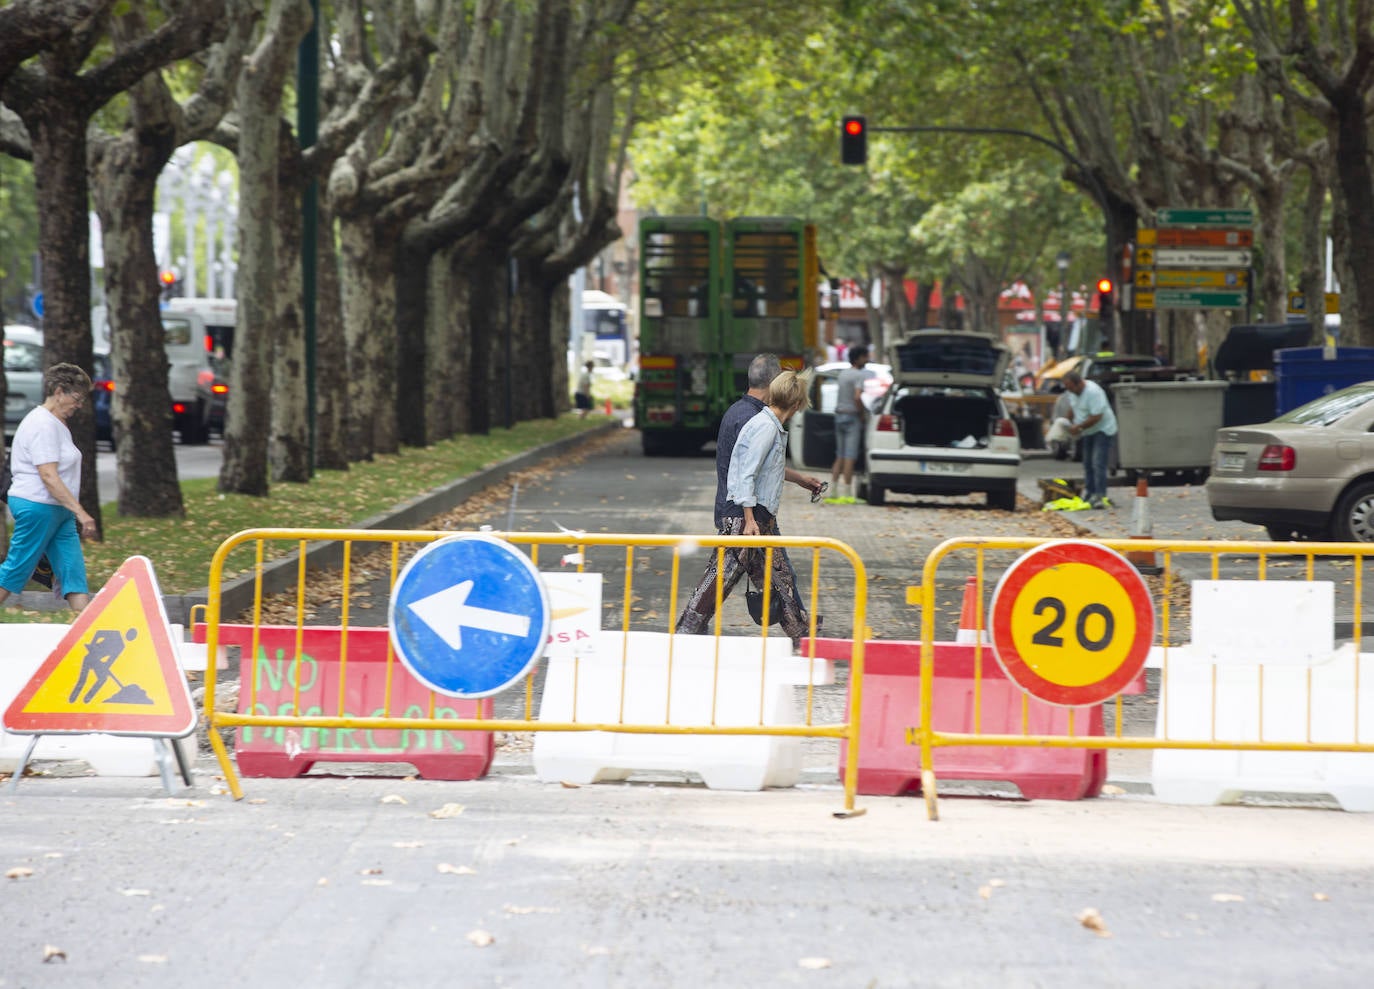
[31,292,44,319]
[388,534,550,698]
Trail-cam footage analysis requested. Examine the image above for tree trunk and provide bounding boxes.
[314,194,349,471]
[27,92,101,530]
[1330,103,1374,345]
[425,244,470,440]
[337,216,381,460]
[221,0,313,495]
[91,131,184,519]
[270,150,310,483]
[395,242,430,446]
[462,241,501,435]
[515,258,557,420]
[1297,163,1328,338]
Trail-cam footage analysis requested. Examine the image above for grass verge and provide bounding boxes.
[0,414,614,623]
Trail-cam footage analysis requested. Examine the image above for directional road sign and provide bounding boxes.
[1152,288,1247,309]
[1156,207,1254,227]
[389,534,551,698]
[1150,228,1252,248]
[989,541,1154,706]
[1136,268,1247,289]
[1153,247,1251,268]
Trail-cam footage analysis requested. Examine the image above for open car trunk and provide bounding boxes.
[893,392,1001,448]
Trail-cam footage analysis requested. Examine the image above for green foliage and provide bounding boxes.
[0,158,39,322]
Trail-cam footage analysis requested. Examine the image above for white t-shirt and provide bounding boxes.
[9,405,81,506]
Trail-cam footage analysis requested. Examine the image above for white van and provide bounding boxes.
[92,298,234,444]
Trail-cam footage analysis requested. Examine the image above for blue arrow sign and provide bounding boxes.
[388,534,550,698]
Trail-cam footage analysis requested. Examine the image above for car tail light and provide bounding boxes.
[876,413,901,432]
[1258,444,1295,471]
[172,402,187,415]
[992,418,1017,437]
[205,334,214,352]
[96,380,114,392]
[212,383,228,395]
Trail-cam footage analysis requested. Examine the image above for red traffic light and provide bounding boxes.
[840,115,868,165]
[160,270,178,286]
[1096,277,1114,294]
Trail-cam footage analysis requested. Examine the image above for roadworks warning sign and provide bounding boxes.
[3,556,196,737]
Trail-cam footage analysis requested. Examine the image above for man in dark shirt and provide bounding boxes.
[715,353,825,526]
[689,354,824,643]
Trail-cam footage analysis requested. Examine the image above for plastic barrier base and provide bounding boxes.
[1151,647,1374,812]
[197,625,494,781]
[817,638,1125,800]
[533,631,833,791]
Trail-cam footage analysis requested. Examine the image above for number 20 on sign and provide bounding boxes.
[988,541,1154,706]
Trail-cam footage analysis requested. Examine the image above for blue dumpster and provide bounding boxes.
[1275,346,1374,414]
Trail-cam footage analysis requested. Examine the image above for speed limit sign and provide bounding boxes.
[988,541,1154,706]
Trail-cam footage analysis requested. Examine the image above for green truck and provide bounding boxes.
[634,216,818,456]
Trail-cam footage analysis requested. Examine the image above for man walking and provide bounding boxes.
[1063,369,1118,509]
[828,345,874,504]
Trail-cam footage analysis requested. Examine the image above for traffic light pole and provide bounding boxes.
[870,123,1119,351]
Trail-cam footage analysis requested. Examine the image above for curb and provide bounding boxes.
[159,420,624,625]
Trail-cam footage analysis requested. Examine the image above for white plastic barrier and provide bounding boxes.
[532,631,835,791]
[0,624,206,777]
[1152,580,1374,811]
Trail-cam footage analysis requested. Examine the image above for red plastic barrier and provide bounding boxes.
[194,624,494,780]
[816,638,1139,799]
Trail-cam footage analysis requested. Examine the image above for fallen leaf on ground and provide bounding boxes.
[979,885,993,900]
[1076,907,1112,937]
[1100,784,1126,795]
[6,866,35,880]
[467,930,495,947]
[988,878,1005,888]
[138,954,168,964]
[1211,893,1245,903]
[247,798,268,805]
[361,879,393,887]
[1314,892,1330,902]
[43,945,66,963]
[584,945,610,956]
[120,889,151,897]
[429,803,465,819]
[798,957,832,970]
[381,794,408,805]
[560,781,581,789]
[393,841,424,849]
[359,868,384,875]
[437,863,476,875]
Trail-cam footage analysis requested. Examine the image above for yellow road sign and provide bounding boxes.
[3,557,195,737]
[1137,247,1155,267]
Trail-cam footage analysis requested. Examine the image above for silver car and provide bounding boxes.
[1206,382,1374,541]
[4,324,45,440]
[856,331,1021,510]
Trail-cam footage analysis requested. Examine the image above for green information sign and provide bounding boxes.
[1156,207,1255,228]
[1153,288,1247,309]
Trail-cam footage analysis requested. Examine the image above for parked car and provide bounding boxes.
[1206,382,1374,541]
[785,361,893,472]
[3,324,46,440]
[853,330,1020,510]
[93,351,115,448]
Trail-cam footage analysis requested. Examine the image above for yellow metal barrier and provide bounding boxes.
[915,536,1374,820]
[202,528,867,811]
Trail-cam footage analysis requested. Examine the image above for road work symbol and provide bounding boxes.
[389,534,551,698]
[3,556,197,737]
[68,628,148,705]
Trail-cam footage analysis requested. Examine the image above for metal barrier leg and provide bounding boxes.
[7,735,39,792]
[207,726,243,800]
[168,737,194,788]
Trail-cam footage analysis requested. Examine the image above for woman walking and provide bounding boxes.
[0,362,96,612]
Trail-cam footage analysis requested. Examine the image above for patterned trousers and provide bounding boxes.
[674,514,812,644]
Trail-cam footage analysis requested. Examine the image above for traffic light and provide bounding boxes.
[840,115,867,165]
[1096,277,1115,324]
[159,268,180,300]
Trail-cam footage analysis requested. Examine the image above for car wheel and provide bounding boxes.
[865,480,885,506]
[1333,480,1374,542]
[988,488,1016,512]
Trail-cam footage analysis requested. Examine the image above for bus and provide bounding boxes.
[579,289,632,369]
[634,216,817,456]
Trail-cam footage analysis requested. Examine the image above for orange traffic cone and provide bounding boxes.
[604,397,613,416]
[1126,475,1162,575]
[956,576,986,644]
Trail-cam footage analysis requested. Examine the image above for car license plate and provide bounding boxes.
[1219,452,1245,470]
[922,461,969,473]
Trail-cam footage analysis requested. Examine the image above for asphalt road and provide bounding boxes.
[94,436,222,499]
[7,426,1374,987]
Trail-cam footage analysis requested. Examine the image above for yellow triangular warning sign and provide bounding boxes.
[3,556,196,737]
